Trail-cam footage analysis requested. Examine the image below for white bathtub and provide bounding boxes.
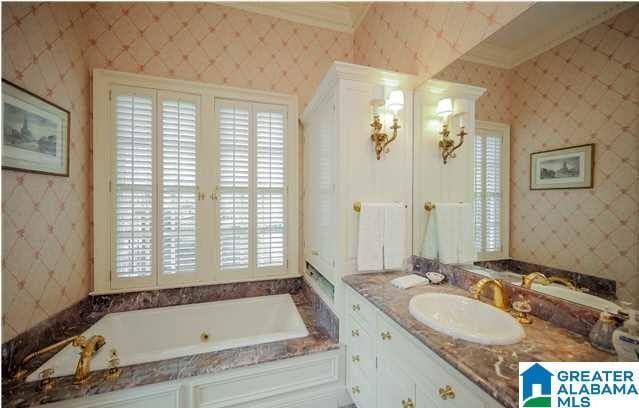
[27,294,309,382]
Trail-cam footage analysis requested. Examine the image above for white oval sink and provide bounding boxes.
[409,293,525,345]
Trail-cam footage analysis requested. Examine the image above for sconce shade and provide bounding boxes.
[436,98,453,118]
[371,84,385,107]
[387,90,405,114]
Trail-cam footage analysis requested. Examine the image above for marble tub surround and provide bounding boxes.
[2,277,338,384]
[2,289,338,407]
[343,271,613,408]
[475,259,617,300]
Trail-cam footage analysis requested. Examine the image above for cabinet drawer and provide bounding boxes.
[350,363,375,408]
[348,318,376,377]
[376,315,490,408]
[347,286,376,330]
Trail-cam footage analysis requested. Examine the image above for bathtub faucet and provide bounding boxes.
[73,335,106,384]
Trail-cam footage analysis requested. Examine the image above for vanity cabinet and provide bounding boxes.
[345,286,503,408]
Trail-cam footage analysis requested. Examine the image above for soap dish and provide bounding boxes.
[425,272,445,284]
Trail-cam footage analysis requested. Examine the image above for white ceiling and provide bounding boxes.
[461,2,634,69]
[224,2,371,33]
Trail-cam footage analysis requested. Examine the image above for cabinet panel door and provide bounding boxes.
[416,384,438,408]
[377,355,415,408]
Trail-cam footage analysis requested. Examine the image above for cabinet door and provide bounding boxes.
[377,354,416,408]
[416,384,438,408]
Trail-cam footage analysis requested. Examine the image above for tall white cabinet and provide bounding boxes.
[301,62,418,331]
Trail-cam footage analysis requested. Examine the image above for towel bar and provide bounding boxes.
[353,201,408,212]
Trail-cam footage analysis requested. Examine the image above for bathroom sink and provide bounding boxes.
[408,293,525,345]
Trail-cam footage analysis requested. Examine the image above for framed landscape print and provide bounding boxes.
[2,80,70,176]
[530,144,594,190]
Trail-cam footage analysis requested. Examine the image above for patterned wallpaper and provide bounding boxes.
[353,2,531,79]
[434,59,512,123]
[2,2,92,341]
[510,6,639,303]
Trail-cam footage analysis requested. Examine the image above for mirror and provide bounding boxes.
[412,2,638,312]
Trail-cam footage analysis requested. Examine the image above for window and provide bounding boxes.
[216,100,287,280]
[474,121,510,260]
[93,70,298,293]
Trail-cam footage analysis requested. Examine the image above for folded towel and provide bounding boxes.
[383,202,407,270]
[357,203,385,271]
[435,203,476,264]
[391,274,428,289]
[420,211,438,259]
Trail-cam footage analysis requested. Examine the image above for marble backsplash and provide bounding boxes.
[2,277,338,379]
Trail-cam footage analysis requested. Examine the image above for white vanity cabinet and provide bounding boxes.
[345,286,503,408]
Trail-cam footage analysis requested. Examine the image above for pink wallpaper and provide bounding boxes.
[2,2,92,341]
[435,58,512,123]
[353,2,531,78]
[510,6,639,303]
[1,2,354,341]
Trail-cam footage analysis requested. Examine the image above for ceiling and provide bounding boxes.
[461,2,634,69]
[225,2,371,33]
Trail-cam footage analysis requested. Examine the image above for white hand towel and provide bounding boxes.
[420,212,438,259]
[383,203,406,270]
[456,203,476,265]
[435,203,459,264]
[357,203,384,271]
[391,274,428,289]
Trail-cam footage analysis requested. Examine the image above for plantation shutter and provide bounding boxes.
[474,129,503,255]
[256,107,286,269]
[113,91,155,281]
[217,101,250,271]
[160,94,198,277]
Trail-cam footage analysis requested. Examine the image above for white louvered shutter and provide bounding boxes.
[114,92,154,280]
[218,102,250,271]
[474,128,503,256]
[160,96,198,277]
[256,108,285,269]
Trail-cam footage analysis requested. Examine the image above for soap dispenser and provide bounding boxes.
[612,309,639,361]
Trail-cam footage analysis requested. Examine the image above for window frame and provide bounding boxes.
[93,69,299,294]
[474,120,510,261]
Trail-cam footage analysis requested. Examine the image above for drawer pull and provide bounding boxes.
[439,385,455,400]
[352,354,360,363]
[402,399,414,408]
[352,329,360,337]
[352,385,361,395]
[381,330,392,341]
[352,304,361,311]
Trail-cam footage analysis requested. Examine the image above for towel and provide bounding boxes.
[391,274,428,289]
[383,202,407,270]
[357,203,385,271]
[420,211,438,259]
[435,203,476,264]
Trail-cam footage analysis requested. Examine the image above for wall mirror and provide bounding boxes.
[412,2,638,312]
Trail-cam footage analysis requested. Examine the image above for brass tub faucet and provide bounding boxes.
[73,335,106,384]
[522,272,576,290]
[469,278,508,311]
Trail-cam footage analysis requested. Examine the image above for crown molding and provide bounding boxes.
[461,2,633,69]
[224,2,370,33]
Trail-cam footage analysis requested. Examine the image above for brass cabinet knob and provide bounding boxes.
[402,398,415,408]
[351,329,360,337]
[352,354,360,363]
[352,385,361,395]
[381,331,392,341]
[439,385,455,400]
[352,304,360,311]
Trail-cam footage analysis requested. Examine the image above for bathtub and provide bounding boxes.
[27,294,309,382]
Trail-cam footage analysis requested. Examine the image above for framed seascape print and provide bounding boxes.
[530,144,594,190]
[2,80,70,176]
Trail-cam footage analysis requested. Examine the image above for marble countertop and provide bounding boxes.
[2,293,338,407]
[343,271,614,408]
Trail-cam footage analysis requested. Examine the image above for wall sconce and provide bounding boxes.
[436,98,467,164]
[370,89,404,160]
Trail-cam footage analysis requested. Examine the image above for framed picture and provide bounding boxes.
[2,79,70,176]
[530,144,594,190]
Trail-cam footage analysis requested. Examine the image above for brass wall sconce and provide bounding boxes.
[370,89,404,160]
[371,115,400,160]
[439,124,467,164]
